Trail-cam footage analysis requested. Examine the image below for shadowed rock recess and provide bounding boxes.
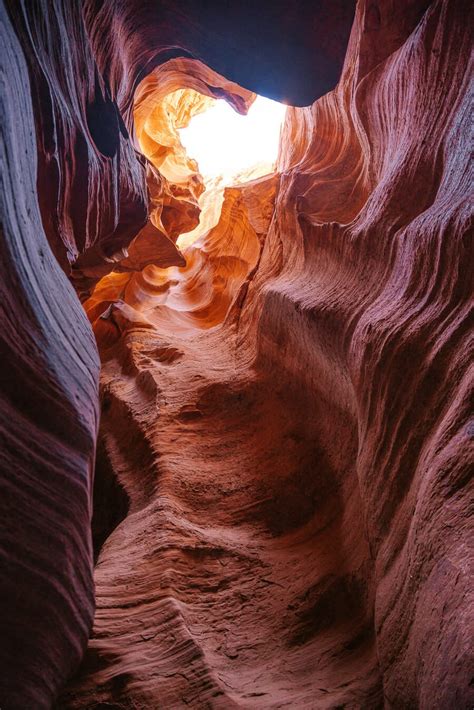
[0,1,472,708]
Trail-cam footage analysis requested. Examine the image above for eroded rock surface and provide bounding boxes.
[0,6,98,708]
[63,1,473,709]
[1,1,355,707]
[1,0,473,709]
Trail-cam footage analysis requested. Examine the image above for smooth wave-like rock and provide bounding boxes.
[62,1,473,709]
[2,0,472,708]
[0,6,98,708]
[1,1,355,706]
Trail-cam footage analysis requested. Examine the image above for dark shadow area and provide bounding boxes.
[91,432,129,563]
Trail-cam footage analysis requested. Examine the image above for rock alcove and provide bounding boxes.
[1,1,473,709]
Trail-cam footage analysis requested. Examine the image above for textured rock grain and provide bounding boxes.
[2,0,473,708]
[63,2,473,708]
[0,6,99,708]
[2,1,355,706]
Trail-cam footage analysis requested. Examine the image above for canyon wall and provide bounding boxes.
[1,0,472,709]
[66,1,473,708]
[1,1,354,707]
[0,6,99,707]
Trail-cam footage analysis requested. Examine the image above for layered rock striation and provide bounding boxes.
[0,6,99,708]
[1,0,473,709]
[1,2,356,707]
[65,1,473,708]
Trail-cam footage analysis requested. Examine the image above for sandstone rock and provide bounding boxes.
[64,2,473,708]
[0,6,98,707]
[2,1,473,709]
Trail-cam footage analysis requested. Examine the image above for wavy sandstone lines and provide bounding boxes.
[0,6,98,708]
[1,0,473,708]
[61,2,473,709]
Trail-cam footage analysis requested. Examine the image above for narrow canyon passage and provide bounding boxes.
[61,69,381,707]
[1,1,473,709]
[64,312,378,708]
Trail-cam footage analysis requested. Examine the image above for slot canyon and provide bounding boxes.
[0,0,473,708]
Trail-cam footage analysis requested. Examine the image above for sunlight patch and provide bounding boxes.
[179,95,287,185]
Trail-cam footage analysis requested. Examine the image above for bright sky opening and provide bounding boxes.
[179,95,287,185]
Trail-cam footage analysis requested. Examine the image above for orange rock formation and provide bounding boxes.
[1,1,472,709]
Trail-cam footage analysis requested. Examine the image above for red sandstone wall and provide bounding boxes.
[64,1,473,708]
[239,2,474,706]
[1,0,472,708]
[0,6,98,708]
[1,2,355,707]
